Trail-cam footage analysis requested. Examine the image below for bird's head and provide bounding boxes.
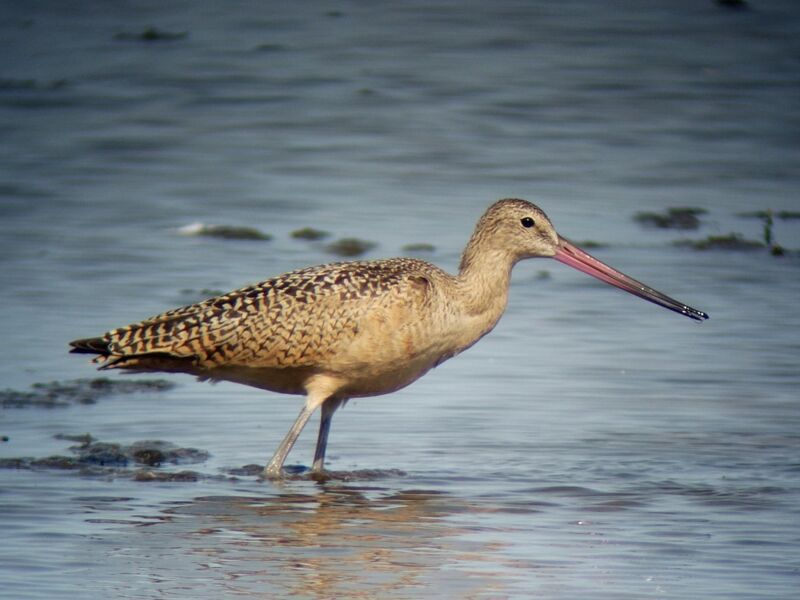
[465,198,708,321]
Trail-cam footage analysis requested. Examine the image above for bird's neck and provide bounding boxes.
[456,241,515,319]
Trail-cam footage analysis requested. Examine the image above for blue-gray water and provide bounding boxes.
[1,1,799,598]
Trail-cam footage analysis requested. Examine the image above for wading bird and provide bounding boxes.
[70,199,708,477]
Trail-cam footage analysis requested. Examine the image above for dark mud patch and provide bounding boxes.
[308,468,406,483]
[574,240,608,249]
[735,209,791,255]
[0,436,209,481]
[240,464,407,483]
[738,210,800,221]
[674,233,764,251]
[126,440,208,467]
[326,237,377,257]
[634,207,707,230]
[114,27,188,42]
[0,77,68,92]
[715,0,749,10]
[226,463,265,477]
[54,432,94,444]
[0,433,404,483]
[178,223,272,241]
[1,378,175,409]
[223,463,406,482]
[254,43,287,53]
[133,470,202,482]
[291,226,330,241]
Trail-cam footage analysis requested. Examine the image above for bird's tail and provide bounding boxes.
[69,337,111,356]
[69,335,197,373]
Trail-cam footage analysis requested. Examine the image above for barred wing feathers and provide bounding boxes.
[69,259,435,372]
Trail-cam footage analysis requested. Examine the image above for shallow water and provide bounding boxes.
[2,1,800,598]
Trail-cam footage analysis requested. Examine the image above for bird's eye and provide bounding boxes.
[520,217,535,228]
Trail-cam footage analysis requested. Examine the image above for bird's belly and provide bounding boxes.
[202,319,474,399]
[202,365,315,395]
[331,329,461,398]
[335,353,438,398]
[202,356,434,399]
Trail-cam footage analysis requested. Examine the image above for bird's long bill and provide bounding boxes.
[553,236,709,321]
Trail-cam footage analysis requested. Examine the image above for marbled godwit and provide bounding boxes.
[70,199,708,478]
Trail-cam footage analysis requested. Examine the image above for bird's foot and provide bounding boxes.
[309,468,332,483]
[262,463,308,480]
[262,465,283,480]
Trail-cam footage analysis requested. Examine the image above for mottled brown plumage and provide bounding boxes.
[71,257,462,393]
[70,198,707,478]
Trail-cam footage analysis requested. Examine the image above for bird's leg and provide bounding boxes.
[311,399,342,474]
[264,403,316,479]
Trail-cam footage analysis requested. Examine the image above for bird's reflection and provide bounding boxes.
[165,484,506,599]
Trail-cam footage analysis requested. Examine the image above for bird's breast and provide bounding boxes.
[327,307,499,398]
